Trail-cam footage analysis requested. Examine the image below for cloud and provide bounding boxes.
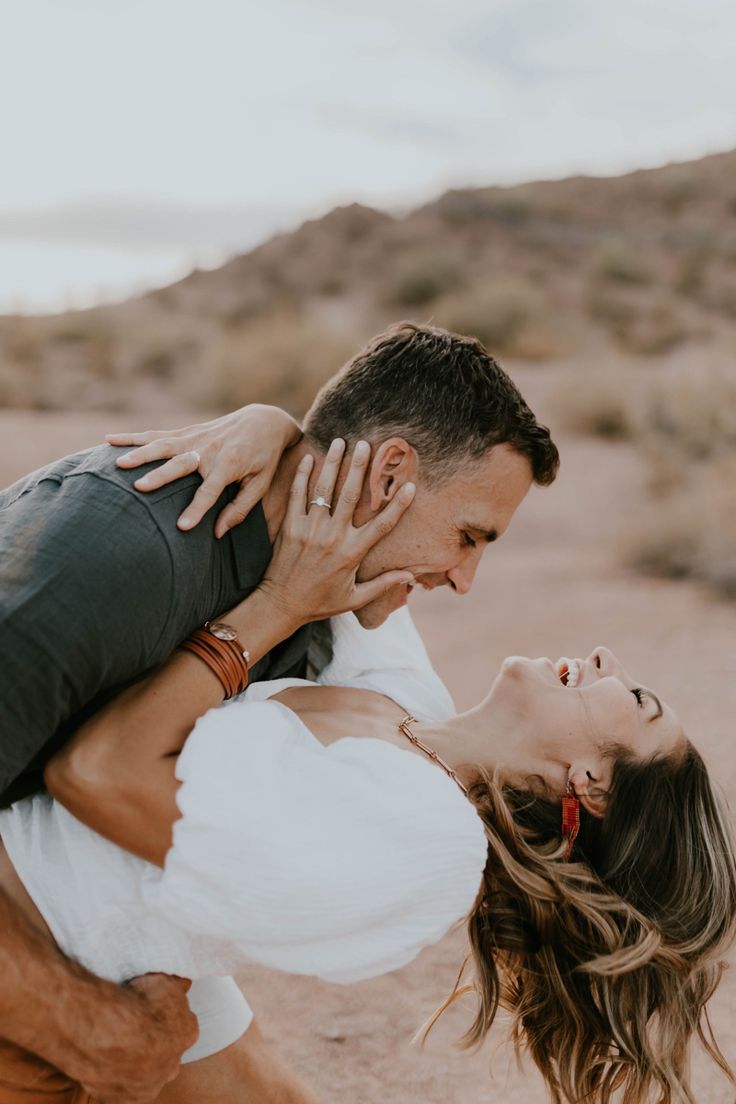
[317,105,468,149]
[0,198,305,253]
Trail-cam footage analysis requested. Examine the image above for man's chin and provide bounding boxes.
[354,603,389,630]
[354,587,406,630]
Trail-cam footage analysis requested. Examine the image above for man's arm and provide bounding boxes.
[155,1018,326,1104]
[0,888,198,1103]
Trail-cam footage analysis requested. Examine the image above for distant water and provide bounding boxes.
[0,239,228,315]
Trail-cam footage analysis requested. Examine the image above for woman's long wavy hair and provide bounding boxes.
[431,742,736,1103]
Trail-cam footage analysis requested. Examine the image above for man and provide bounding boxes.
[0,322,558,1102]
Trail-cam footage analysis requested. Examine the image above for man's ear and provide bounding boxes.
[569,767,608,820]
[367,438,418,512]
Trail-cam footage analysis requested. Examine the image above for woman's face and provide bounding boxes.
[487,646,686,791]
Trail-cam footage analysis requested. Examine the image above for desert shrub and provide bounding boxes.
[625,497,700,580]
[587,288,688,354]
[625,364,736,599]
[434,189,533,226]
[434,277,559,358]
[384,250,463,307]
[318,275,346,296]
[0,358,41,408]
[210,311,356,415]
[659,169,696,214]
[593,242,653,285]
[642,368,736,460]
[673,250,707,296]
[547,366,639,440]
[625,455,736,599]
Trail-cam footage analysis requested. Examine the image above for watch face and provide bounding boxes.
[207,621,238,642]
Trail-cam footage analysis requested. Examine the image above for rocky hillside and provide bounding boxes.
[2,149,735,414]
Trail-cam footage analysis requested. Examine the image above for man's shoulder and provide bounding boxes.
[1,443,273,598]
[1,444,204,510]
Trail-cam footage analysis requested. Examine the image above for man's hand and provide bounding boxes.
[106,404,303,538]
[75,974,198,1104]
[0,889,198,1104]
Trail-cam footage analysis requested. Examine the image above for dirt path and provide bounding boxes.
[1,408,734,1102]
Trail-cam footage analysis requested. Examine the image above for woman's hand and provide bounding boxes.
[258,439,416,624]
[106,404,302,538]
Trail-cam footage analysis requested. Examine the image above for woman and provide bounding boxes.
[1,460,734,1104]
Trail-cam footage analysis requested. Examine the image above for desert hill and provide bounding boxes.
[1,149,736,414]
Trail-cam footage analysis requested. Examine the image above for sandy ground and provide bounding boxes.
[1,394,735,1102]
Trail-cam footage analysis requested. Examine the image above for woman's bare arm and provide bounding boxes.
[46,445,415,866]
[45,587,298,866]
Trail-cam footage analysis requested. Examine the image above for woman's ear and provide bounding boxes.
[569,767,608,820]
[367,438,417,512]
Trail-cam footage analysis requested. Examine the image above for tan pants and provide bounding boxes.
[0,1038,91,1103]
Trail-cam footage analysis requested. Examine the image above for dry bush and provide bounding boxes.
[673,250,707,297]
[383,249,464,307]
[641,366,736,461]
[624,365,736,598]
[624,455,736,599]
[586,287,689,354]
[210,311,356,416]
[593,241,653,285]
[434,189,534,227]
[432,277,561,359]
[659,169,696,214]
[547,364,640,440]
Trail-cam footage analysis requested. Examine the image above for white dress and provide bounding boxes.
[0,609,487,1057]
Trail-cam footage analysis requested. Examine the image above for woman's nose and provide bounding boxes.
[587,645,620,676]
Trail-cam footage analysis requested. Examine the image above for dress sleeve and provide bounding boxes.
[317,608,456,722]
[149,701,486,984]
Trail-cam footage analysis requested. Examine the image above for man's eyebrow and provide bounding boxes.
[647,692,664,721]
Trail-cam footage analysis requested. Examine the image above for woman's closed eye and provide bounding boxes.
[632,687,648,707]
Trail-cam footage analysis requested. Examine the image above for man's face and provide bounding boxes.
[355,443,534,628]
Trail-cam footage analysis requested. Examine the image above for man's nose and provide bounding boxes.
[446,557,480,596]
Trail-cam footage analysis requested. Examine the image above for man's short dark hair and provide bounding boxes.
[304,321,559,486]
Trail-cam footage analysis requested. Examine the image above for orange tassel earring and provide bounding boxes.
[561,783,580,860]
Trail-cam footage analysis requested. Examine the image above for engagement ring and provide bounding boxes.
[309,496,332,510]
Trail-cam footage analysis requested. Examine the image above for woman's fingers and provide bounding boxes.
[331,440,371,522]
[213,475,269,539]
[132,452,200,492]
[309,438,345,512]
[352,569,415,610]
[286,453,315,521]
[106,430,164,447]
[106,425,198,448]
[354,481,415,555]
[113,439,180,468]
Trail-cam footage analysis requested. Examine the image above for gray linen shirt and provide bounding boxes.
[0,444,325,806]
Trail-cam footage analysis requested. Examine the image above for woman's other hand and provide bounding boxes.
[106,404,303,538]
[259,439,416,624]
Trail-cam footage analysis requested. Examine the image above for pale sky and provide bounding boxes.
[1,0,734,308]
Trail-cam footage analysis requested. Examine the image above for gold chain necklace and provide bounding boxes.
[398,715,468,796]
